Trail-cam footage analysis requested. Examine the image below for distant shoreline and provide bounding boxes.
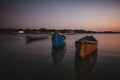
[0,28,120,34]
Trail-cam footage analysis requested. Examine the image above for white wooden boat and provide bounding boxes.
[25,34,49,40]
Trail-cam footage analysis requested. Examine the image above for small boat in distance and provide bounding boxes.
[75,36,98,58]
[25,34,49,40]
[51,31,66,48]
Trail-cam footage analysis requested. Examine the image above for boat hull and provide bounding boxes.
[75,36,98,58]
[25,34,49,40]
[51,31,66,47]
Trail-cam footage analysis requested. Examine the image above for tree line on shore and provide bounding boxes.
[0,28,119,34]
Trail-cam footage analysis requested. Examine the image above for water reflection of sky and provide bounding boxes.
[0,34,120,80]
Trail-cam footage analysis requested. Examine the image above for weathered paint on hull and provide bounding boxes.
[75,36,98,58]
[80,43,97,58]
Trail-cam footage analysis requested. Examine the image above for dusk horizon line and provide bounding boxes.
[0,27,120,33]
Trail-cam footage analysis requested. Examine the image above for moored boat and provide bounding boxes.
[51,31,66,47]
[25,34,49,40]
[75,36,98,58]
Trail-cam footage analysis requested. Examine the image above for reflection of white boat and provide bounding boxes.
[25,34,49,40]
[51,44,66,66]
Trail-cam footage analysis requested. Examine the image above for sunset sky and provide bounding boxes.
[0,0,120,31]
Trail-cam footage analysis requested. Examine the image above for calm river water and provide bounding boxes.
[0,34,120,80]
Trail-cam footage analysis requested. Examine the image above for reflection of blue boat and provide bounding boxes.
[51,31,66,47]
[25,34,49,40]
[51,44,66,66]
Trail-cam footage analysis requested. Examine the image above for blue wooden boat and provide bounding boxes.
[51,31,66,47]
